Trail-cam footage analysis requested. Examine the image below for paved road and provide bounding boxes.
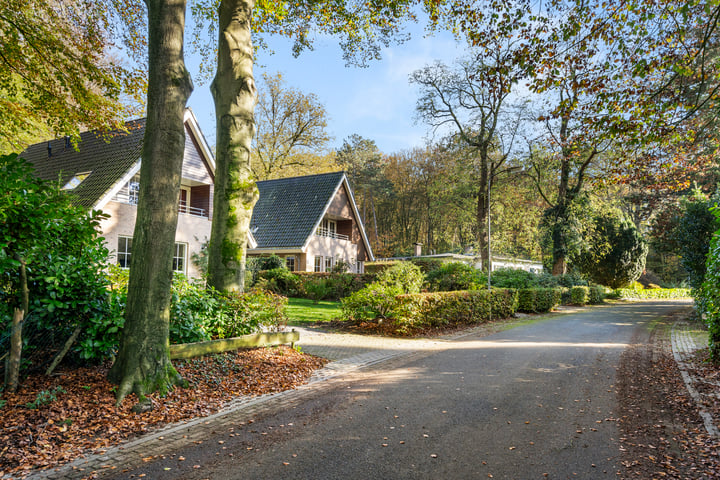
[102,301,688,480]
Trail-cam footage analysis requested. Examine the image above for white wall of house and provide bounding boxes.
[99,200,212,279]
[305,235,359,272]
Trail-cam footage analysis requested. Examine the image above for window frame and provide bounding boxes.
[117,236,133,268]
[173,242,187,274]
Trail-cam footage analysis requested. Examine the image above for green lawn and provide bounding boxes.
[286,297,342,325]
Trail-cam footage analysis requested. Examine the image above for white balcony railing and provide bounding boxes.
[315,227,349,241]
[112,186,208,218]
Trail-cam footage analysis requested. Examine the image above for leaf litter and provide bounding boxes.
[0,346,326,477]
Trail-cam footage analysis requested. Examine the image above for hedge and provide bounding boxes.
[389,288,518,333]
[613,288,692,299]
[518,288,562,313]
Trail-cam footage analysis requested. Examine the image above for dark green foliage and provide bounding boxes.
[517,288,562,313]
[410,257,445,274]
[255,268,302,296]
[674,191,718,289]
[588,286,605,304]
[425,262,486,292]
[0,154,120,366]
[697,208,720,361]
[573,208,648,289]
[490,268,538,289]
[570,286,590,305]
[26,386,66,409]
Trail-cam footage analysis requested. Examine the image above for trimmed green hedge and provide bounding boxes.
[391,288,518,333]
[518,288,562,313]
[613,288,692,299]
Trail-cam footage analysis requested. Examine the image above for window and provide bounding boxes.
[117,236,132,268]
[316,218,337,237]
[285,256,296,271]
[325,256,333,272]
[314,256,322,272]
[178,187,190,214]
[118,236,186,273]
[128,175,140,205]
[173,243,187,273]
[62,172,91,190]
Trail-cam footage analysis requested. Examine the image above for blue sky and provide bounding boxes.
[186,25,466,155]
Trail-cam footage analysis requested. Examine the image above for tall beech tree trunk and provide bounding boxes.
[109,0,193,406]
[206,0,259,293]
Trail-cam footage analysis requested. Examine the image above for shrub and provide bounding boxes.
[570,286,590,305]
[517,288,562,313]
[208,289,287,338]
[615,288,692,300]
[425,262,486,292]
[588,286,605,304]
[410,257,444,274]
[304,277,333,302]
[255,268,302,296]
[341,283,404,322]
[294,272,375,301]
[376,261,424,294]
[490,268,538,289]
[392,289,518,333]
[169,275,218,344]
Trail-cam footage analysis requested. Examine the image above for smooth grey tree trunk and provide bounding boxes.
[109,0,193,406]
[206,0,259,293]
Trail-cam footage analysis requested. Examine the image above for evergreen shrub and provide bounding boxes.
[425,262,486,292]
[570,286,590,305]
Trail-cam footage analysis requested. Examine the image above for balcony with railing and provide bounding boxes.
[112,184,209,219]
[315,226,349,241]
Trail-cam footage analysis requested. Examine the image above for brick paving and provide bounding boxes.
[671,320,720,437]
[24,312,715,479]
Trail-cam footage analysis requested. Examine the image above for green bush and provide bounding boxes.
[490,268,538,289]
[391,289,518,333]
[341,283,404,321]
[570,286,590,305]
[588,286,605,304]
[304,277,333,302]
[697,210,720,361]
[410,257,445,274]
[208,289,288,338]
[376,261,424,294]
[255,268,302,296]
[614,288,692,300]
[425,262,486,292]
[293,272,375,300]
[517,288,562,313]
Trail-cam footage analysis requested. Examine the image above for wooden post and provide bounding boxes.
[6,308,23,393]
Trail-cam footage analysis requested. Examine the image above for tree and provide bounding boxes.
[572,207,648,289]
[0,0,144,153]
[411,45,527,271]
[108,0,194,407]
[252,72,332,181]
[195,0,436,293]
[673,188,718,289]
[697,206,720,362]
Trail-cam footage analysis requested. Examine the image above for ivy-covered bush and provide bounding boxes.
[425,262,486,292]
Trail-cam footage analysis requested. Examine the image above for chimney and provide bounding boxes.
[64,136,71,149]
[47,141,52,157]
[414,242,423,257]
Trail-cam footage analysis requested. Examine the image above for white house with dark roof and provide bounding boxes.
[19,109,223,279]
[248,172,374,273]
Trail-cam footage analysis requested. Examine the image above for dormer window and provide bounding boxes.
[62,172,91,190]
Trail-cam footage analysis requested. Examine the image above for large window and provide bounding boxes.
[314,256,322,272]
[173,243,187,273]
[324,256,333,272]
[117,236,132,268]
[316,218,337,237]
[286,255,296,271]
[117,236,186,273]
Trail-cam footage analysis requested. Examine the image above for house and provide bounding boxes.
[247,172,374,273]
[19,109,218,279]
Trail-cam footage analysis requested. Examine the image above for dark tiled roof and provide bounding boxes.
[19,119,146,208]
[251,172,345,248]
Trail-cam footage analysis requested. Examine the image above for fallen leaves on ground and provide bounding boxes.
[616,315,720,479]
[0,346,327,478]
